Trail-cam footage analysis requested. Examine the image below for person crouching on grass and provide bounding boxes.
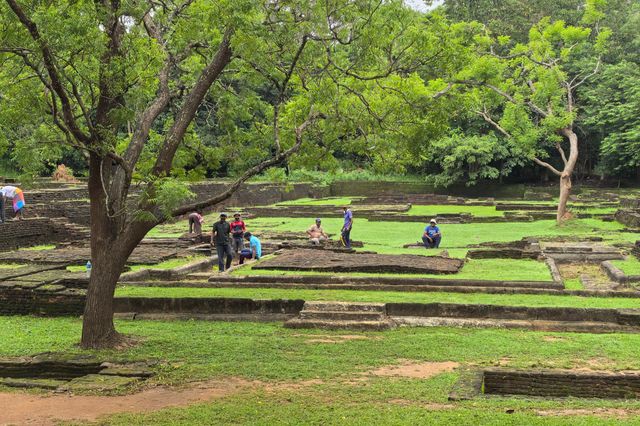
[422,219,442,249]
[239,232,261,265]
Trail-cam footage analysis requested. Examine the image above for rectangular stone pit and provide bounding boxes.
[482,368,640,399]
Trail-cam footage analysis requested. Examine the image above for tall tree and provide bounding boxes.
[0,0,434,348]
[454,5,609,221]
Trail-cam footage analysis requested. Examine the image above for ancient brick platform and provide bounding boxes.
[0,245,179,265]
[483,368,640,399]
[253,249,464,274]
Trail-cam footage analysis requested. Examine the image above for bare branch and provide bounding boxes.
[533,157,562,176]
[475,106,511,138]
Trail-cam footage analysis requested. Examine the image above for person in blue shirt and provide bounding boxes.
[422,219,442,249]
[239,232,262,264]
[340,206,353,249]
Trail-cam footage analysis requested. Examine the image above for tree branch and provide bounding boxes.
[533,157,563,176]
[152,27,234,176]
[5,0,90,144]
[172,110,326,216]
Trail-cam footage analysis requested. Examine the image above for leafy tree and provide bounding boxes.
[454,5,609,221]
[0,0,447,348]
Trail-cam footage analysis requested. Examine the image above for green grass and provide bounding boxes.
[129,256,205,272]
[563,278,584,290]
[408,204,504,217]
[66,265,86,272]
[115,286,640,309]
[19,244,56,251]
[244,217,624,255]
[7,316,640,424]
[276,197,359,206]
[0,263,26,269]
[611,258,640,276]
[233,257,553,281]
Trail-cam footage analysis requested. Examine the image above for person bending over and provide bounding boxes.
[422,219,442,249]
[307,218,328,245]
[0,186,26,221]
[211,213,233,272]
[188,210,204,235]
[239,232,262,265]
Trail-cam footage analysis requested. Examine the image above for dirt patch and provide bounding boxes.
[254,249,463,274]
[296,334,381,344]
[542,336,566,342]
[387,399,454,410]
[535,408,640,419]
[0,378,251,425]
[365,361,459,379]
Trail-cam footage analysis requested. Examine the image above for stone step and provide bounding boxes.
[299,310,385,321]
[284,318,396,331]
[302,301,385,313]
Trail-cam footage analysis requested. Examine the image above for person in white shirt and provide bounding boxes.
[0,186,26,220]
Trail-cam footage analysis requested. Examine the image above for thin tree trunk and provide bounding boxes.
[556,127,579,223]
[557,172,572,222]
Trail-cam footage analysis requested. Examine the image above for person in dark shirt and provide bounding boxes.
[211,213,233,271]
[340,206,353,249]
[422,219,442,249]
[229,213,247,255]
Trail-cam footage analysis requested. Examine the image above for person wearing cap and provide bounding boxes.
[211,213,233,271]
[229,213,247,255]
[306,218,328,245]
[239,232,262,264]
[422,219,442,249]
[340,206,353,249]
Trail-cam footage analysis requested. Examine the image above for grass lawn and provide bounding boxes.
[232,257,553,281]
[276,197,359,206]
[0,263,26,269]
[242,217,624,255]
[6,316,640,424]
[115,286,640,309]
[408,204,504,217]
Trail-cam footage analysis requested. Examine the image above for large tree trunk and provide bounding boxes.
[80,153,150,348]
[80,243,128,348]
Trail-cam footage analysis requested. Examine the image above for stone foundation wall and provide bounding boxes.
[0,286,84,316]
[615,209,640,228]
[113,297,305,315]
[483,368,640,399]
[0,218,56,251]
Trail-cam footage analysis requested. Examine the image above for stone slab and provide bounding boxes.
[253,249,464,274]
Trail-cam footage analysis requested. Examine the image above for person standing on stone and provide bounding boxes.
[211,213,233,272]
[0,186,25,220]
[229,213,247,255]
[307,218,329,245]
[340,206,353,249]
[188,210,204,235]
[422,219,442,249]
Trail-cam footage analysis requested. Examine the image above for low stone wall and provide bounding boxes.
[385,302,640,325]
[0,285,85,316]
[602,261,640,284]
[113,297,305,317]
[0,218,56,251]
[615,209,640,228]
[483,368,640,399]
